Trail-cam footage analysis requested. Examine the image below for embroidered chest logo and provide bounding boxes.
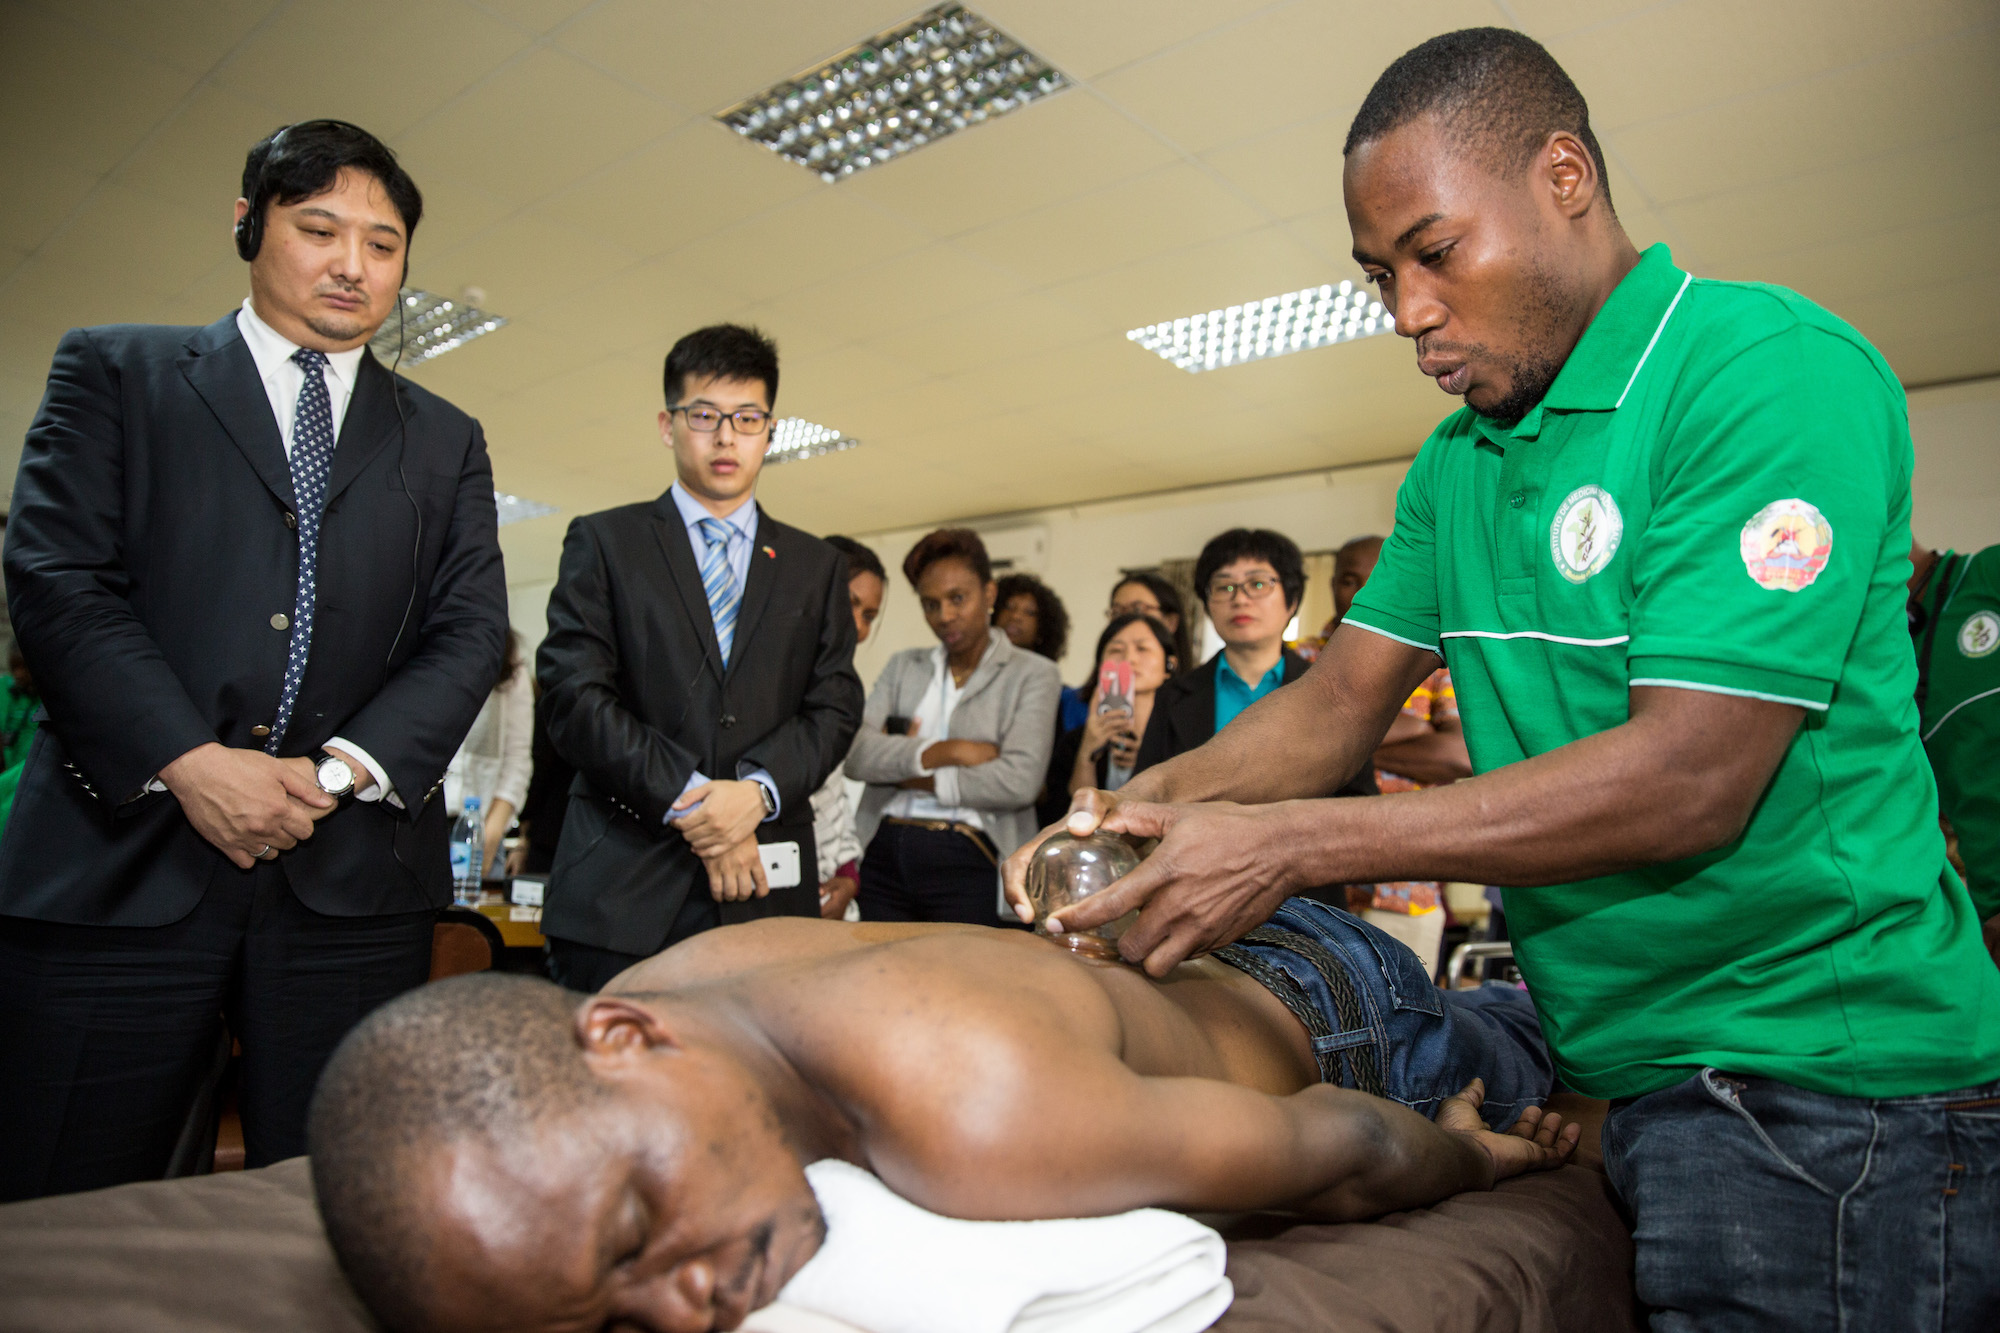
[1549,485,1623,584]
[1960,610,2000,659]
[1740,498,1832,592]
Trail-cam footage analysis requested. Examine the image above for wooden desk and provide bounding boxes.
[474,896,545,949]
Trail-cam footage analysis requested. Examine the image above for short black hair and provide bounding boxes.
[1094,613,1178,673]
[663,324,780,409]
[903,527,991,587]
[1344,28,1613,212]
[240,120,423,253]
[823,535,886,585]
[308,974,603,1333]
[1195,528,1306,611]
[993,573,1070,662]
[1111,571,1192,677]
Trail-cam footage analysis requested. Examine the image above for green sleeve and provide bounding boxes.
[1344,433,1444,652]
[1624,325,1903,709]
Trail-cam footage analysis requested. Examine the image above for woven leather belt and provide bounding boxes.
[882,816,998,865]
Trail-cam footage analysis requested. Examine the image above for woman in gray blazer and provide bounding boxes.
[845,529,1061,924]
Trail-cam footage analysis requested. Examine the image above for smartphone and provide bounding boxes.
[885,714,913,735]
[1097,659,1135,716]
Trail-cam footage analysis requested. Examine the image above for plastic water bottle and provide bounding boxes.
[451,795,483,907]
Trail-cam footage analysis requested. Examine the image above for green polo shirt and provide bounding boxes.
[1916,546,2000,921]
[1347,243,2000,1101]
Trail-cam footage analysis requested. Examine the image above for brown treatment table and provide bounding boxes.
[0,1096,1638,1333]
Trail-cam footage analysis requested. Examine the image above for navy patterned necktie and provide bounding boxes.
[267,347,336,753]
[698,517,742,665]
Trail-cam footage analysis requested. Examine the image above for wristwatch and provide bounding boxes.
[312,750,357,803]
[757,781,778,817]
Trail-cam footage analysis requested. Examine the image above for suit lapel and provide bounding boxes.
[724,508,781,684]
[324,352,403,507]
[178,314,294,508]
[1177,659,1219,745]
[650,494,726,683]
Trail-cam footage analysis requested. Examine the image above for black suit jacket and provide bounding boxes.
[537,494,863,955]
[0,314,509,925]
[1133,650,1378,796]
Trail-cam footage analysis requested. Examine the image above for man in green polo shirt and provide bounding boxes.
[1910,539,2000,958]
[1007,27,2000,1330]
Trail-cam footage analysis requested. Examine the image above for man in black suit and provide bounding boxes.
[537,325,863,993]
[0,121,507,1200]
[1135,528,1376,798]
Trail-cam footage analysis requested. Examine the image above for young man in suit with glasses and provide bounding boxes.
[537,325,864,993]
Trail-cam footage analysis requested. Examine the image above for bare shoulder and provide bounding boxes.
[603,918,984,993]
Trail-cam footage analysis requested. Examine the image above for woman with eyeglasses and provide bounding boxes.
[1132,530,1374,801]
[1049,613,1179,812]
[1105,570,1193,680]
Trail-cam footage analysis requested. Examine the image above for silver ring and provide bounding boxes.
[255,844,277,860]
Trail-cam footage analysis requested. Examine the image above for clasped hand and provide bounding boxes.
[159,742,338,869]
[1002,788,1306,976]
[670,778,766,858]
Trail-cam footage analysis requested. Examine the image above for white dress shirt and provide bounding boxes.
[882,647,985,830]
[663,482,779,825]
[227,299,396,805]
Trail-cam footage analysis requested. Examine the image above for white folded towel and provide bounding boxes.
[769,1159,1233,1333]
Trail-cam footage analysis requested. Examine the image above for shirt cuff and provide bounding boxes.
[910,744,934,780]
[736,764,781,821]
[327,737,403,809]
[666,769,710,825]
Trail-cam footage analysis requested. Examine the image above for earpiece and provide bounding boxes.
[235,123,293,263]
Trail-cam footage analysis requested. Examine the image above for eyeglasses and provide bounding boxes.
[1207,577,1281,601]
[1107,600,1161,620]
[668,405,773,436]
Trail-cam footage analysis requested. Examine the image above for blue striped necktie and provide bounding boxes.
[267,347,336,753]
[698,517,741,664]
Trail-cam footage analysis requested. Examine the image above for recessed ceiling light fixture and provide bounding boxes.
[766,417,860,464]
[1127,281,1391,373]
[369,288,509,365]
[494,491,557,527]
[716,3,1067,183]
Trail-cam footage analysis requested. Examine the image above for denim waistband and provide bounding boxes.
[1215,925,1385,1095]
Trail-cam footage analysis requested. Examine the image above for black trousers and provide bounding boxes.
[544,880,721,994]
[0,861,432,1201]
[857,821,1022,927]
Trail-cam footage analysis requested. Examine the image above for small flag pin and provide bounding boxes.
[761,545,777,559]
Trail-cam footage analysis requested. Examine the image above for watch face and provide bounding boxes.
[317,756,355,795]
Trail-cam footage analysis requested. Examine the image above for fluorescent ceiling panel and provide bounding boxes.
[494,491,558,526]
[1128,282,1391,373]
[767,417,860,464]
[369,288,509,366]
[716,3,1068,183]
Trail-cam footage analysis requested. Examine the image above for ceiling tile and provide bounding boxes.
[1502,0,1669,41]
[533,120,819,261]
[0,143,109,271]
[1092,0,1497,156]
[1608,24,2000,206]
[1554,0,1995,133]
[554,0,908,115]
[524,255,763,372]
[985,0,1284,80]
[861,289,1095,380]
[107,83,291,218]
[419,211,636,319]
[1830,269,2000,384]
[55,0,282,78]
[473,0,600,36]
[954,163,1270,288]
[748,244,1032,352]
[31,181,230,302]
[0,4,200,175]
[841,91,1179,238]
[392,47,682,210]
[1754,208,1999,316]
[1048,225,1337,338]
[666,188,933,305]
[1199,108,1356,222]
[212,0,532,139]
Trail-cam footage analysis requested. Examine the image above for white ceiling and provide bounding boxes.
[3,0,1996,588]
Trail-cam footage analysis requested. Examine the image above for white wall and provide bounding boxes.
[843,459,1412,689]
[1910,378,2000,554]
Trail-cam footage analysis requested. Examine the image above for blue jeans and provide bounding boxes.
[1602,1068,2000,1331]
[1214,898,1554,1130]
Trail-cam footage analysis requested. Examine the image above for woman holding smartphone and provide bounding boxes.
[1050,613,1179,803]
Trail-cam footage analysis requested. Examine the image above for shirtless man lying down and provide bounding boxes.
[308,900,1576,1333]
